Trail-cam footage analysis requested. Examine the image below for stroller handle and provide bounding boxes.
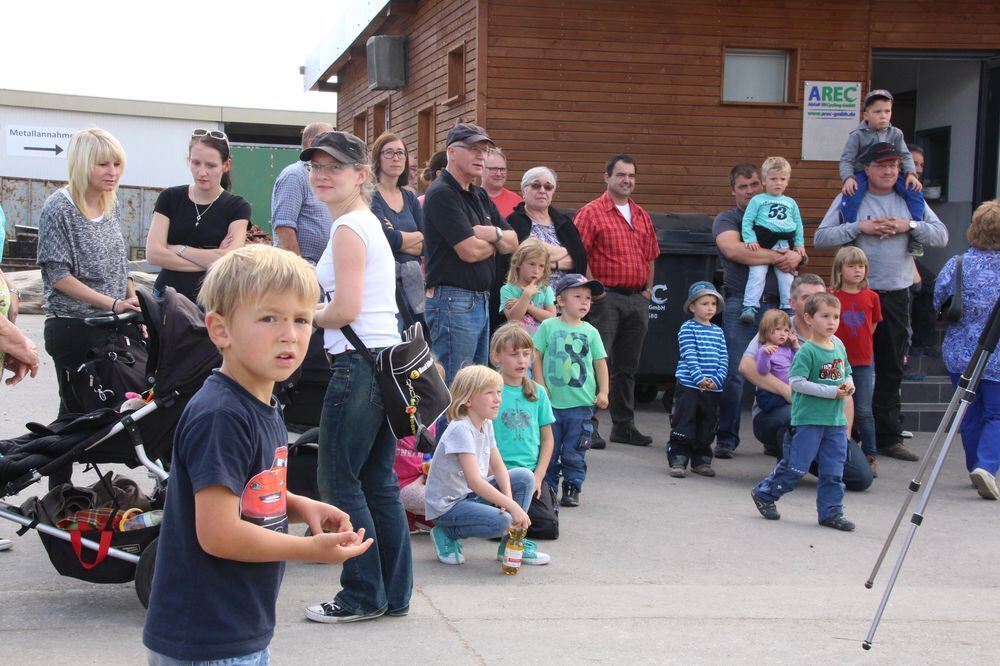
[83,310,144,328]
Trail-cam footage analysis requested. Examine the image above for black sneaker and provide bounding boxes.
[590,429,606,450]
[751,489,780,520]
[560,484,580,507]
[714,446,734,459]
[610,424,652,446]
[305,601,387,624]
[819,516,856,531]
[387,606,409,617]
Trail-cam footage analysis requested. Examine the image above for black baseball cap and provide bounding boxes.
[860,142,904,165]
[864,89,894,109]
[446,123,494,148]
[299,131,367,164]
[554,273,605,297]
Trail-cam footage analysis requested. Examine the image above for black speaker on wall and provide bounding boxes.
[367,35,407,90]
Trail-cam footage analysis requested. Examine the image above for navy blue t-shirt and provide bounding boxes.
[143,371,288,661]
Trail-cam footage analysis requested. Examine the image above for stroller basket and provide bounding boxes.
[40,524,159,583]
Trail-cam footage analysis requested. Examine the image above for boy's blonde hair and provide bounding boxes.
[507,238,551,286]
[489,323,538,402]
[67,128,127,216]
[804,292,841,318]
[447,365,503,422]
[760,156,791,179]
[830,246,869,292]
[758,309,792,344]
[199,244,320,317]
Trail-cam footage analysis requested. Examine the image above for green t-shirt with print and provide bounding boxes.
[494,382,555,470]
[790,339,852,427]
[532,317,607,409]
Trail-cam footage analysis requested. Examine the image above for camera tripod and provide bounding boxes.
[862,296,1000,650]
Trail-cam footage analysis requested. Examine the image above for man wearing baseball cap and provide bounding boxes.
[816,142,948,462]
[422,123,518,383]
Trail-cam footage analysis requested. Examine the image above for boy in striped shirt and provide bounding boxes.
[668,282,728,478]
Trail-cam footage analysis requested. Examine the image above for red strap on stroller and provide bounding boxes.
[69,530,113,569]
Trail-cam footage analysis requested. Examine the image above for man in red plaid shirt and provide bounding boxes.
[575,154,659,447]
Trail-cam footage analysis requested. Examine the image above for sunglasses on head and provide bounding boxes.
[192,128,229,142]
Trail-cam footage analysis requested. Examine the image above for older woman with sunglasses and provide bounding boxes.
[145,128,250,302]
[370,131,425,328]
[303,131,411,624]
[506,166,587,284]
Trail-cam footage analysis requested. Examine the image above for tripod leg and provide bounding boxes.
[865,387,963,588]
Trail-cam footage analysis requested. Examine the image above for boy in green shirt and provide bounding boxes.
[533,274,609,508]
[751,293,857,531]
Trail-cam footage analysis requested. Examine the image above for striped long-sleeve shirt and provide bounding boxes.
[675,319,727,391]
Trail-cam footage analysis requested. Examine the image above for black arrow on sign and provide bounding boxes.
[24,144,63,155]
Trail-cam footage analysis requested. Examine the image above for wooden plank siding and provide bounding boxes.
[335,0,480,164]
[330,0,1000,276]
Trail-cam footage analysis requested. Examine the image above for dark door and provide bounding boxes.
[975,56,1000,204]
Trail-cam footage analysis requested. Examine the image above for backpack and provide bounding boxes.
[527,482,559,540]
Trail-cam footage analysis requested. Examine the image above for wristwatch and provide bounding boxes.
[494,227,503,243]
[8,287,19,298]
[908,220,918,230]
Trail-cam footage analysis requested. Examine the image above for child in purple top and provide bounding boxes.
[754,310,800,413]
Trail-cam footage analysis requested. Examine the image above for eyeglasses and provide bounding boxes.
[527,182,555,192]
[486,166,508,174]
[192,128,229,142]
[454,144,489,156]
[381,149,406,160]
[306,162,362,174]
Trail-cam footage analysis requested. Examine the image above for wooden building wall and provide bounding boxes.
[336,0,480,167]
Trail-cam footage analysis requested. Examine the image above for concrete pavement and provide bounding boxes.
[1,314,998,663]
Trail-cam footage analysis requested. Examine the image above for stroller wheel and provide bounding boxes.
[135,536,158,609]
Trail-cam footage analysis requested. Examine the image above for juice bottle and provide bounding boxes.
[501,527,525,575]
[421,453,431,476]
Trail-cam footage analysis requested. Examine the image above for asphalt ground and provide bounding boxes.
[1,314,998,664]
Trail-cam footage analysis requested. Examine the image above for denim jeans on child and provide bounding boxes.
[545,405,594,491]
[744,241,794,310]
[424,286,490,384]
[754,424,848,521]
[949,374,1000,475]
[754,388,787,415]
[434,467,535,539]
[852,365,876,458]
[317,351,413,615]
[147,647,269,666]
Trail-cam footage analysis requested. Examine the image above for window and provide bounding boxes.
[373,100,388,138]
[445,42,466,104]
[353,111,367,141]
[722,48,797,104]
[417,105,434,168]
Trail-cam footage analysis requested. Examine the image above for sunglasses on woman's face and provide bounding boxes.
[192,128,229,142]
[528,181,555,192]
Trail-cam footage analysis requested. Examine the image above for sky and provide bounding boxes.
[0,0,354,113]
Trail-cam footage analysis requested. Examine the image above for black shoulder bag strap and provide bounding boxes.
[339,284,413,367]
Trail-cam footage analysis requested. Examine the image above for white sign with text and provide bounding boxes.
[801,81,861,162]
[5,125,77,158]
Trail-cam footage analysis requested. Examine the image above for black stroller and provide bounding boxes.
[0,287,220,607]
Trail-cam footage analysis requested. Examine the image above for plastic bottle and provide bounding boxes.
[421,454,431,476]
[119,510,163,531]
[501,527,526,575]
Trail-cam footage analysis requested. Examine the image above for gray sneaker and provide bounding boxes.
[0,538,11,552]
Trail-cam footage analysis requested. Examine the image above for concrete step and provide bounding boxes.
[900,375,954,403]
[904,352,947,377]
[900,402,950,433]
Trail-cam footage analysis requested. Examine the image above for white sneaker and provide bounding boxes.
[970,468,999,500]
[0,538,12,552]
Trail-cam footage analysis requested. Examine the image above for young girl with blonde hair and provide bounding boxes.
[500,238,557,334]
[423,365,550,566]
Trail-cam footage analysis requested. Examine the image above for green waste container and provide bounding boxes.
[635,212,720,406]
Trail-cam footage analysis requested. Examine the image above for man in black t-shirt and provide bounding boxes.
[422,123,517,383]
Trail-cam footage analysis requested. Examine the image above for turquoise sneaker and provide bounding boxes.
[431,526,464,565]
[496,537,550,565]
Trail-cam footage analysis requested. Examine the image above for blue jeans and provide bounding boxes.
[424,286,490,385]
[545,405,593,490]
[147,648,269,666]
[717,296,776,451]
[744,242,793,309]
[434,467,535,539]
[317,352,412,615]
[852,365,876,458]
[949,374,1000,475]
[755,424,848,521]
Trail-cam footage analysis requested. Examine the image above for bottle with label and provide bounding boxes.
[421,453,431,476]
[119,510,163,531]
[501,527,526,575]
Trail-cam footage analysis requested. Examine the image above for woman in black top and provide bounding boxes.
[145,129,250,301]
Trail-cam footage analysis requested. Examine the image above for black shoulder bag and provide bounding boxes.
[938,255,963,324]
